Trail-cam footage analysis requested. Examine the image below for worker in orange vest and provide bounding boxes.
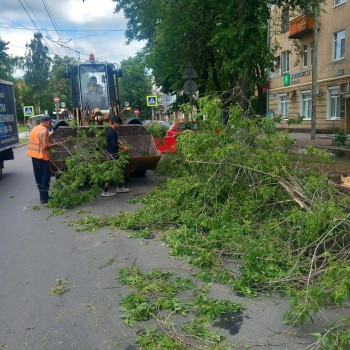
[27,115,59,204]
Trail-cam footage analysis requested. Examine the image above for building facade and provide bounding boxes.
[268,0,350,133]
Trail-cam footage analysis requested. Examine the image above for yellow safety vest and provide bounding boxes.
[27,125,50,160]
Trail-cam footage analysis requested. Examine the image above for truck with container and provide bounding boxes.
[0,79,19,180]
[49,54,160,177]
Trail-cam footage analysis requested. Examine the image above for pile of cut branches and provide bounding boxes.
[49,125,128,208]
[73,98,350,348]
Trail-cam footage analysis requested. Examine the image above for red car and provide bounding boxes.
[166,121,198,138]
[155,121,198,153]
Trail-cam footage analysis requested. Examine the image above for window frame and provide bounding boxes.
[279,94,289,119]
[334,0,346,7]
[310,42,314,67]
[302,44,308,67]
[327,87,346,120]
[333,30,346,61]
[300,90,312,120]
[281,8,289,33]
[281,51,290,73]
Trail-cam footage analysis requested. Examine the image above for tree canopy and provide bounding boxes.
[113,0,325,118]
[0,37,16,81]
[118,52,153,120]
[21,33,51,114]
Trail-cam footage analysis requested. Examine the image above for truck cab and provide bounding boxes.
[0,79,19,179]
[69,54,122,125]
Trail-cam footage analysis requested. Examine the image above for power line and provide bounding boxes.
[42,0,68,55]
[18,0,57,56]
[0,25,126,32]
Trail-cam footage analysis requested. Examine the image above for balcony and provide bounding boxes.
[288,15,314,39]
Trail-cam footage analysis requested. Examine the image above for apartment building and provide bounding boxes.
[268,0,350,133]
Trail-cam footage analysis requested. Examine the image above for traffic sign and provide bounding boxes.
[146,95,158,107]
[54,96,59,103]
[183,63,198,79]
[183,79,197,96]
[23,106,34,117]
[134,109,140,115]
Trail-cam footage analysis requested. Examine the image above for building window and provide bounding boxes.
[279,94,289,118]
[281,51,289,73]
[334,0,346,6]
[333,30,345,60]
[300,91,312,119]
[328,87,345,119]
[281,8,289,33]
[310,42,314,66]
[302,45,308,67]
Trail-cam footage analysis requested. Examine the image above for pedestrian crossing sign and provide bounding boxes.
[146,96,158,107]
[23,106,34,116]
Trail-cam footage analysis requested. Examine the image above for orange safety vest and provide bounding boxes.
[27,125,50,161]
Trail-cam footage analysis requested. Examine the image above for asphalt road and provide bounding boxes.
[0,146,348,350]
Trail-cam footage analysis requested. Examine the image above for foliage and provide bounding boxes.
[49,125,129,208]
[113,0,325,116]
[20,33,51,114]
[48,278,69,295]
[286,114,304,125]
[0,37,16,80]
[49,55,77,112]
[310,317,350,349]
[143,121,168,138]
[72,95,350,346]
[118,266,243,349]
[118,51,153,120]
[335,129,348,146]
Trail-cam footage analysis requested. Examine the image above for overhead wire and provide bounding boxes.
[5,3,129,65]
[23,0,51,41]
[41,0,69,55]
[0,25,126,32]
[18,0,57,56]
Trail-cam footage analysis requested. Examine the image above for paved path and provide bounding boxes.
[18,131,30,139]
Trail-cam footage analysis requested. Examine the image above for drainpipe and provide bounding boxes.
[311,5,319,139]
[266,5,271,116]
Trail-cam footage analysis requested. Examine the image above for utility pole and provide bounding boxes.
[311,5,319,139]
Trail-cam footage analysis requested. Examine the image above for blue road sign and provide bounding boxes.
[146,96,158,107]
[23,106,34,116]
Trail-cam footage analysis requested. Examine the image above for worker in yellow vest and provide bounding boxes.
[27,115,59,204]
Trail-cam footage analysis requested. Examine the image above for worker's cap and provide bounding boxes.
[41,114,52,122]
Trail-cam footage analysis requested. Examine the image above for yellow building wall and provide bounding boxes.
[268,1,350,133]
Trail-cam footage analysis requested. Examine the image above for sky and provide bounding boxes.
[0,0,145,76]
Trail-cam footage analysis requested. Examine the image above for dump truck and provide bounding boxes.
[0,79,19,180]
[49,54,160,177]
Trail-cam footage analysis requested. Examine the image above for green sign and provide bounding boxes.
[146,96,158,107]
[283,74,290,86]
[23,106,34,116]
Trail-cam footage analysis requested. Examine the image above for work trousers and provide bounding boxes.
[31,158,51,202]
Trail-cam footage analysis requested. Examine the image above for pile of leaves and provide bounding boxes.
[68,97,350,348]
[118,266,243,349]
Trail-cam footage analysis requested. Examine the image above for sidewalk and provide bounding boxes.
[287,132,334,149]
[18,131,30,139]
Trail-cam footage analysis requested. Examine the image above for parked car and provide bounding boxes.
[153,121,198,154]
[166,121,198,138]
[158,120,173,129]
